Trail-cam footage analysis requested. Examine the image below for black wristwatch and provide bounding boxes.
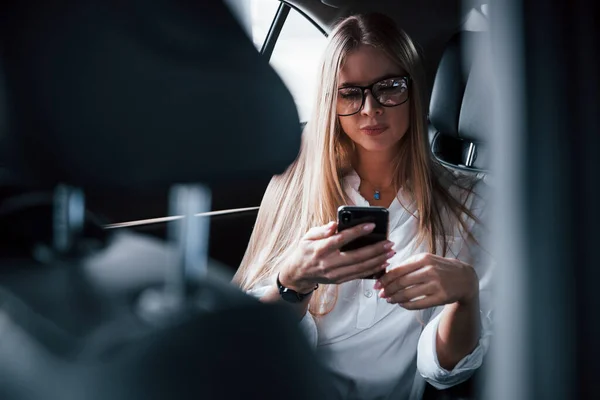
[276,273,318,303]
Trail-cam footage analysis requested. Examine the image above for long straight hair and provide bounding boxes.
[234,14,479,315]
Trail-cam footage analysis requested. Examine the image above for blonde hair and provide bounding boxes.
[234,13,479,315]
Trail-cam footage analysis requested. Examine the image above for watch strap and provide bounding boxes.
[276,273,318,303]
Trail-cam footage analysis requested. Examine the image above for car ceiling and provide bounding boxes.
[286,0,486,98]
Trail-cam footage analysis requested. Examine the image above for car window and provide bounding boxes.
[270,7,328,122]
[225,0,328,122]
[224,0,280,50]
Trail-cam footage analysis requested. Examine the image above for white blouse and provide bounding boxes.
[251,170,493,400]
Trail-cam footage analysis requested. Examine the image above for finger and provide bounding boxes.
[377,253,437,287]
[304,221,338,240]
[333,244,395,274]
[398,293,445,310]
[378,268,430,296]
[336,262,390,284]
[383,281,437,304]
[321,222,377,251]
[329,250,393,282]
[330,240,395,268]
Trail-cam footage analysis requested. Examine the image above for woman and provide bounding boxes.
[234,13,492,400]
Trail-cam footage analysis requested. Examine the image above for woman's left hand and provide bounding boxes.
[374,253,479,309]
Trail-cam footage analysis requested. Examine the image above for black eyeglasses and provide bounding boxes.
[336,76,410,116]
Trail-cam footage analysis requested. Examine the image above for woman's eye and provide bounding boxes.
[381,85,407,96]
[377,79,407,92]
[375,87,399,97]
[339,89,361,99]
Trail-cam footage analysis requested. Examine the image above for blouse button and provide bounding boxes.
[364,290,373,298]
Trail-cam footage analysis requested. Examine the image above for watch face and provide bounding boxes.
[280,289,302,303]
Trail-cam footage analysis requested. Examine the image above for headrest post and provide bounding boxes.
[53,185,85,255]
[136,183,212,325]
[465,142,477,168]
[166,184,211,302]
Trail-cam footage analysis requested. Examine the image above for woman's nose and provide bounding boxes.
[360,89,383,116]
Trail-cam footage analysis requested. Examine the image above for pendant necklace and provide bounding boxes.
[360,178,394,201]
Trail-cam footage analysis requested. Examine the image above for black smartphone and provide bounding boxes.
[337,206,390,279]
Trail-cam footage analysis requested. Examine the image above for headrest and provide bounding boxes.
[429,31,492,171]
[0,1,301,191]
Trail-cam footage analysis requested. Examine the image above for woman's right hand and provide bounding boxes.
[278,221,395,293]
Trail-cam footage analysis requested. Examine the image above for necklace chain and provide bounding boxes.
[359,178,395,201]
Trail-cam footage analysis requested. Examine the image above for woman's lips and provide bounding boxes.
[360,125,388,136]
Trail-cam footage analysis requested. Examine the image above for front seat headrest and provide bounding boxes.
[429,31,492,172]
[0,0,301,191]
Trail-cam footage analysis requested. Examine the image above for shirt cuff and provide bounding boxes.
[417,308,492,390]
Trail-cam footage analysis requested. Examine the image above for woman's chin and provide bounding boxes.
[355,139,402,154]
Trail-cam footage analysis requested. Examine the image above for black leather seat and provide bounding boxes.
[423,30,493,400]
[0,1,333,399]
[428,31,492,174]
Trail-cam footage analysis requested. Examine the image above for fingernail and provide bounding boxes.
[364,223,376,231]
[327,221,335,227]
[378,289,386,298]
[386,251,395,258]
[373,281,382,290]
[382,262,390,269]
[383,241,394,249]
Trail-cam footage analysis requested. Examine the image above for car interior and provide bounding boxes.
[1,0,598,399]
[83,0,493,397]
[0,1,331,399]
[100,0,492,277]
